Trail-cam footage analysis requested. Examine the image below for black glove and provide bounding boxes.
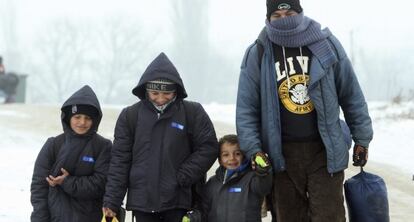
[352,145,368,167]
[252,152,271,175]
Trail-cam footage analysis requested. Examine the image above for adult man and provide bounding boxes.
[0,56,19,103]
[0,56,5,75]
[236,0,373,221]
[103,52,218,222]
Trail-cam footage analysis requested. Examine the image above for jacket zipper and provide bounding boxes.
[272,52,284,171]
[156,109,165,211]
[319,84,335,173]
[225,184,229,222]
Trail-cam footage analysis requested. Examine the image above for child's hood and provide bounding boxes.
[216,159,251,184]
[132,52,188,100]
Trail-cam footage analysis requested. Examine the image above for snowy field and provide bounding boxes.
[0,102,413,221]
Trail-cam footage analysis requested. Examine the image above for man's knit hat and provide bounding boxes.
[146,78,177,93]
[266,0,303,19]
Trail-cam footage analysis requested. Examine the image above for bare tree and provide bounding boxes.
[357,48,408,101]
[86,17,152,104]
[0,0,21,71]
[30,19,88,102]
[348,29,414,101]
[27,16,155,104]
[169,0,212,102]
[169,0,238,103]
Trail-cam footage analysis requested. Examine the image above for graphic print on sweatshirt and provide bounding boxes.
[273,44,320,142]
[274,46,313,114]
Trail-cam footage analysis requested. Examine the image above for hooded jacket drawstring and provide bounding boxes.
[282,46,291,89]
[282,46,306,89]
[299,47,307,87]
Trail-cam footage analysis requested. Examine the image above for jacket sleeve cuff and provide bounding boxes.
[103,201,119,212]
[176,172,192,187]
[245,147,262,161]
[60,175,73,192]
[354,139,370,148]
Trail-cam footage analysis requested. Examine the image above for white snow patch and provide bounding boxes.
[0,102,413,221]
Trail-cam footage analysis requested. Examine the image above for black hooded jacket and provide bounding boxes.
[103,53,219,213]
[30,85,112,222]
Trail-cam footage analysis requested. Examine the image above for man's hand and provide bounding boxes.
[251,151,271,174]
[46,168,69,187]
[352,145,368,167]
[102,207,117,218]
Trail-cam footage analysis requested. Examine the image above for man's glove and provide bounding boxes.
[352,145,368,167]
[252,152,271,175]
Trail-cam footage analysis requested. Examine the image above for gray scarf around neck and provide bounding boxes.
[151,96,177,113]
[265,13,337,67]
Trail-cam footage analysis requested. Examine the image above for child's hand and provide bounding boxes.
[46,168,69,187]
[102,207,117,218]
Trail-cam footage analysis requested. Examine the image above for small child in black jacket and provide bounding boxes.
[201,134,273,222]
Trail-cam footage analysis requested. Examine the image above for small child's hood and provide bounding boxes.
[216,159,251,184]
[60,85,102,133]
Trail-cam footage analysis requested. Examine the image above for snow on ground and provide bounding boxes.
[0,102,413,221]
[367,102,414,173]
[204,102,414,175]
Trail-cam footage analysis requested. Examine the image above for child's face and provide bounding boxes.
[70,114,93,135]
[219,142,243,170]
[147,90,176,106]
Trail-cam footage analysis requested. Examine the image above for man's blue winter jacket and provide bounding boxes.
[236,31,373,173]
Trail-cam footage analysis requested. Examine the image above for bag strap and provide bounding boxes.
[125,102,141,138]
[256,39,264,70]
[182,100,197,152]
[49,134,65,172]
[255,27,267,70]
[182,100,208,209]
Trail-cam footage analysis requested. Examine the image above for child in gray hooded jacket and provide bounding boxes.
[201,134,272,222]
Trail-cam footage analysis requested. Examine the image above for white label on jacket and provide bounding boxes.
[228,187,242,193]
[171,122,184,130]
[82,156,95,163]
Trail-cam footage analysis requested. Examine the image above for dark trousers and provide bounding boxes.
[132,209,187,222]
[272,141,346,222]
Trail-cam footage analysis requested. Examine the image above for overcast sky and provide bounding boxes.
[13,0,414,55]
[2,0,413,102]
